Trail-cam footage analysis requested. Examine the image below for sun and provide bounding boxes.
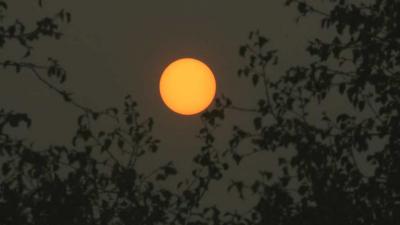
[159,58,216,115]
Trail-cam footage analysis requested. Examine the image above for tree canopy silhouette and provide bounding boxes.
[1,0,399,225]
[0,1,226,225]
[202,0,400,224]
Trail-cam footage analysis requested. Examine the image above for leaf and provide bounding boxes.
[8,25,16,36]
[298,185,308,196]
[239,45,247,57]
[248,31,254,39]
[148,118,154,130]
[80,129,92,141]
[273,56,279,65]
[336,113,350,123]
[0,1,8,9]
[258,36,268,47]
[23,49,31,58]
[66,12,71,23]
[252,74,259,86]
[297,2,308,15]
[150,144,158,152]
[358,101,365,111]
[233,153,242,164]
[102,139,112,151]
[8,113,31,128]
[164,164,177,175]
[339,82,346,94]
[156,174,166,181]
[2,60,10,68]
[224,97,232,107]
[2,162,10,175]
[118,140,124,149]
[15,64,21,73]
[253,117,262,130]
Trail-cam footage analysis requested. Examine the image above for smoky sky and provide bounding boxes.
[0,0,333,209]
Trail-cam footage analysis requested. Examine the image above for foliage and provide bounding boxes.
[203,0,400,224]
[1,0,400,225]
[0,1,216,225]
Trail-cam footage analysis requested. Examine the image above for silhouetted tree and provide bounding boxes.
[2,0,400,225]
[201,0,400,224]
[0,2,221,225]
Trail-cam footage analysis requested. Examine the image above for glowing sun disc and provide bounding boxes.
[159,58,216,115]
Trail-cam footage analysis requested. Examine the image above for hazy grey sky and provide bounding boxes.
[0,0,330,209]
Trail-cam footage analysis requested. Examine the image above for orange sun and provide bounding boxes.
[159,58,216,115]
